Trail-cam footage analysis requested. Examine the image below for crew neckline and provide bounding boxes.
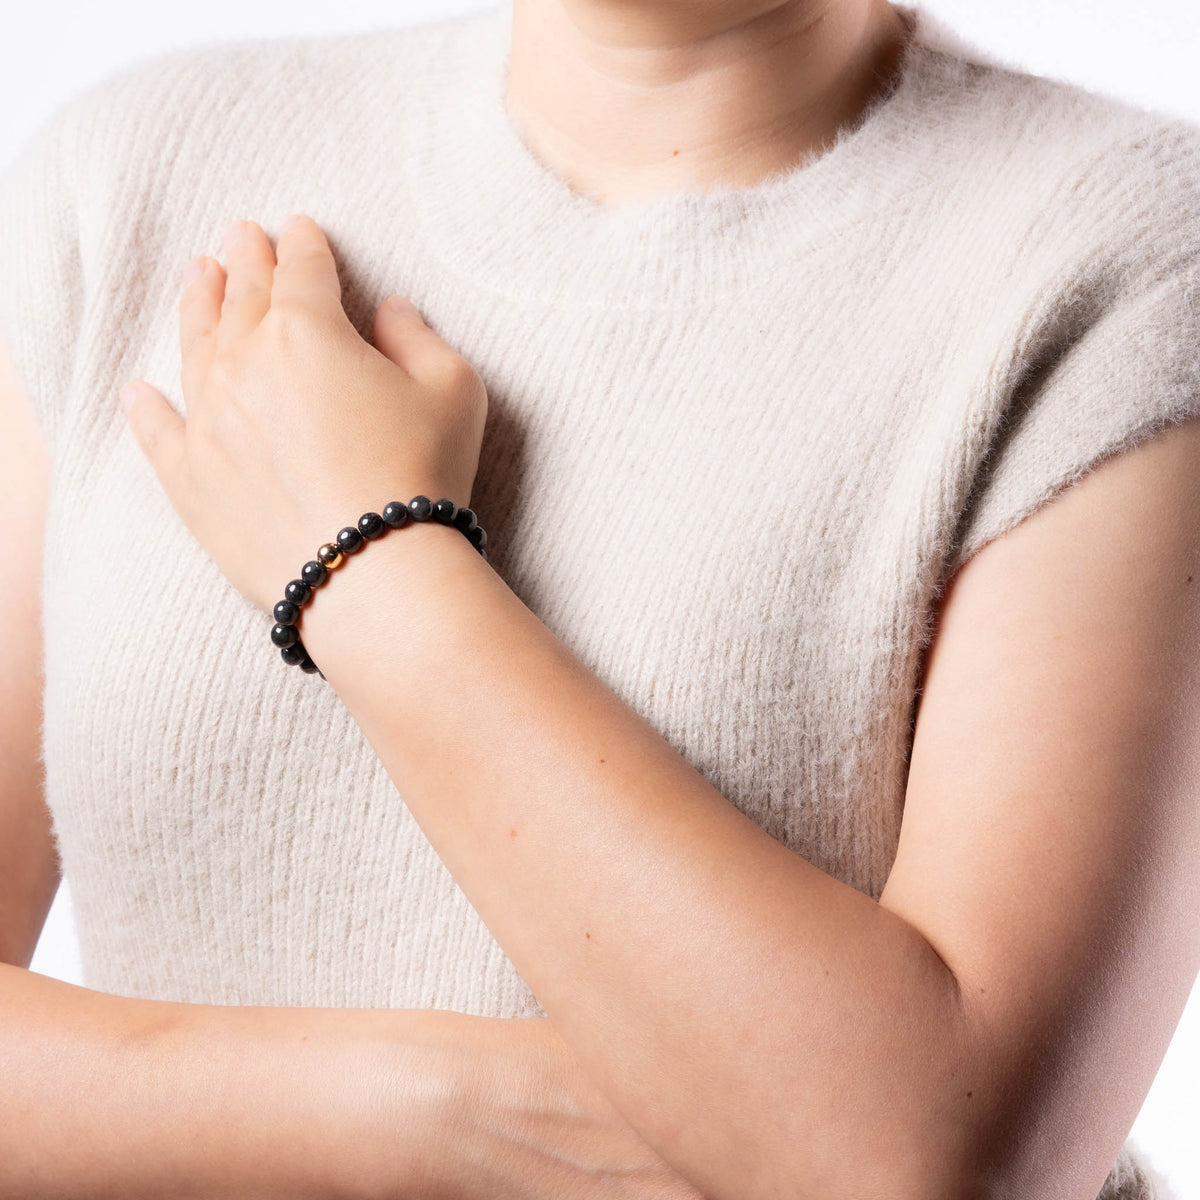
[403,1,952,308]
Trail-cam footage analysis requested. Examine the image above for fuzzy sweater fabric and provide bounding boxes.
[2,3,1198,1196]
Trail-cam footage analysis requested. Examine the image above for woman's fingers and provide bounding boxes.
[120,379,190,513]
[181,214,342,409]
[218,219,276,347]
[372,294,448,381]
[179,255,224,403]
[271,213,342,312]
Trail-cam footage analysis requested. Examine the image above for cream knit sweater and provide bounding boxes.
[2,3,1197,1196]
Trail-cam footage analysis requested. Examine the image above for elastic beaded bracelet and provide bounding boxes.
[270,494,488,678]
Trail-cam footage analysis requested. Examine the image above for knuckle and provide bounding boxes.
[437,353,485,401]
[208,349,242,393]
[266,295,319,334]
[180,292,215,332]
[272,249,300,275]
[265,303,344,370]
[274,244,321,277]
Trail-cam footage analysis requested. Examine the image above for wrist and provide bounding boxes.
[175,1001,435,1200]
[337,1006,476,1200]
[405,1011,607,1200]
[294,512,481,680]
[368,1008,544,1200]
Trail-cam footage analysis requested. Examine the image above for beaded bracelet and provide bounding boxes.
[269,495,488,677]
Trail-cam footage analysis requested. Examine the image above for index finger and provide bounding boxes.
[271,213,342,310]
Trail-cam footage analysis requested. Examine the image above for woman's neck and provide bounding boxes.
[505,0,913,208]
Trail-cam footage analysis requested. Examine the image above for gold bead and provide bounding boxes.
[317,542,344,569]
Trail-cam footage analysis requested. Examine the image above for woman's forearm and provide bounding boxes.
[416,1010,705,1200]
[0,960,462,1199]
[297,519,970,1200]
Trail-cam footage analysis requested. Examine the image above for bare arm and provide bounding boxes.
[0,963,465,1199]
[291,410,1200,1200]
[117,213,1200,1198]
[0,340,432,1199]
[0,952,687,1200]
[0,336,694,1200]
[0,335,57,969]
[882,415,1200,1197]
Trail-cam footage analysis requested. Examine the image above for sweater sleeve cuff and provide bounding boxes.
[946,253,1200,578]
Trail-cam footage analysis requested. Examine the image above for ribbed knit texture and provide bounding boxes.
[2,4,1197,1195]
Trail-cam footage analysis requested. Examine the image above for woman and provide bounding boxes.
[0,0,1196,1195]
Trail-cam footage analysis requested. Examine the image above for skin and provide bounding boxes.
[0,946,694,1197]
[0,268,680,1198]
[504,0,913,207]
[116,211,1200,1200]
[0,338,55,972]
[5,1,1196,1195]
[5,3,922,1193]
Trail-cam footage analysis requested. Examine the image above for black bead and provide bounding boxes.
[337,526,364,554]
[298,654,320,674]
[273,599,299,625]
[271,622,300,648]
[408,495,434,521]
[301,560,328,587]
[280,642,307,666]
[466,524,487,549]
[451,506,477,534]
[479,547,488,562]
[284,579,312,606]
[381,501,409,528]
[358,511,386,539]
[432,498,458,524]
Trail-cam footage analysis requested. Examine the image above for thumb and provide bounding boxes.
[373,294,455,379]
[120,380,188,498]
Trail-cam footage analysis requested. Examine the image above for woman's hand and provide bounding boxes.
[432,1013,709,1200]
[118,214,488,616]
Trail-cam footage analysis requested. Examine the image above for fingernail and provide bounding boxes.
[119,383,138,414]
[281,213,304,232]
[387,295,421,318]
[181,256,205,287]
[223,219,245,254]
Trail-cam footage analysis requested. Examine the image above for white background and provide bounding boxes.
[4,0,1199,1195]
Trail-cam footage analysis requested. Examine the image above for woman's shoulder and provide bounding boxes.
[75,14,463,107]
[905,14,1200,579]
[901,9,1200,273]
[14,11,484,198]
